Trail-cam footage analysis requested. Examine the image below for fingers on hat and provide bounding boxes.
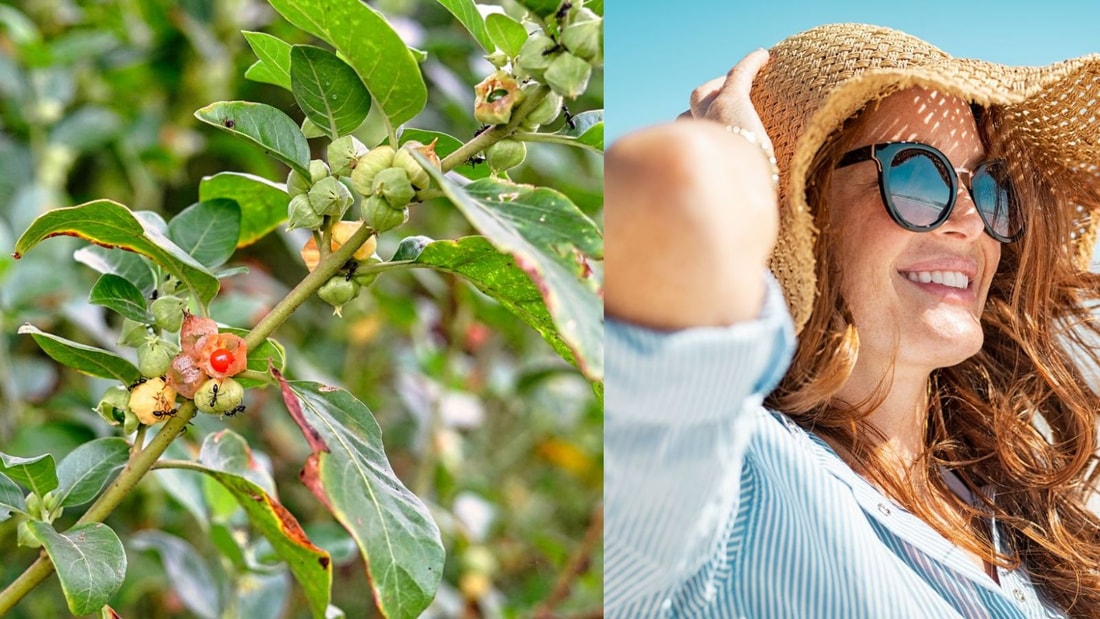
[689,76,726,116]
[726,48,770,94]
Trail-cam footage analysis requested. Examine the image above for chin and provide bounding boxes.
[907,313,985,369]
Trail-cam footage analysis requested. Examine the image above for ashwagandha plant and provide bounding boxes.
[0,0,603,616]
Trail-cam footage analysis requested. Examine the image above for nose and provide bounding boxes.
[936,176,986,241]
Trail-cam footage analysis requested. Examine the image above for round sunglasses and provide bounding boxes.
[836,142,1023,243]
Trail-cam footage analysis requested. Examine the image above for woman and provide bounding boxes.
[606,23,1100,617]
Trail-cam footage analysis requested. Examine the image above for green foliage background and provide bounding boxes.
[0,0,603,616]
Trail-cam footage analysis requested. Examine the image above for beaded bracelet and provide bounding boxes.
[726,125,780,190]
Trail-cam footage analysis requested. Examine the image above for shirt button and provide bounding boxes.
[1012,588,1026,603]
[877,503,892,516]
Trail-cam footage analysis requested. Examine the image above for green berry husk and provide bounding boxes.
[25,493,42,519]
[308,159,330,183]
[118,317,149,348]
[392,148,431,190]
[561,13,602,66]
[137,337,174,378]
[287,193,324,231]
[372,167,416,208]
[516,33,558,79]
[193,377,244,415]
[17,520,40,549]
[286,168,311,197]
[526,90,564,125]
[151,295,186,332]
[95,385,131,426]
[308,176,354,218]
[327,135,368,177]
[485,139,527,173]
[318,276,361,316]
[545,52,592,99]
[350,145,396,195]
[363,195,409,233]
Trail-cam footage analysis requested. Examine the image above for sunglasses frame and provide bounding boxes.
[836,142,1023,243]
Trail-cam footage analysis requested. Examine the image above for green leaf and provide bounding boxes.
[167,199,242,269]
[24,521,126,616]
[0,472,25,521]
[435,0,494,52]
[14,199,221,306]
[175,430,332,619]
[0,451,56,497]
[289,45,372,139]
[89,273,151,323]
[18,324,142,385]
[55,438,130,508]
[131,531,221,619]
[156,441,209,529]
[399,129,488,180]
[588,0,603,15]
[555,109,603,150]
[409,236,579,368]
[515,0,563,18]
[265,0,427,127]
[243,31,293,90]
[485,13,528,57]
[73,246,157,296]
[194,101,310,178]
[277,379,444,619]
[416,167,603,381]
[199,172,289,247]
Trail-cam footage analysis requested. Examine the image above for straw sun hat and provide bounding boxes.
[752,23,1100,333]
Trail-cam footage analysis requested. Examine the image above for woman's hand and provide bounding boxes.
[605,49,778,330]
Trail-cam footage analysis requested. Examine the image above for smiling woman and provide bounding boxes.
[606,22,1100,618]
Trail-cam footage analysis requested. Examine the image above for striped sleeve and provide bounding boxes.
[605,273,795,616]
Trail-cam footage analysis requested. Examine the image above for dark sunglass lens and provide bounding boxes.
[972,162,1021,239]
[885,149,954,228]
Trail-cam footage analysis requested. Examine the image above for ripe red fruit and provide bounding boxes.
[210,349,234,373]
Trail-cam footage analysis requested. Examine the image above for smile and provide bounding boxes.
[900,270,970,289]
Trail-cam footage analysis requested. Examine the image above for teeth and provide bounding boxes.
[904,271,969,289]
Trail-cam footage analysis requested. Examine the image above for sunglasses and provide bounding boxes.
[836,142,1023,243]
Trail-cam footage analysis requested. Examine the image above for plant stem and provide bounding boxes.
[440,85,550,173]
[532,502,604,619]
[0,404,196,615]
[244,221,374,351]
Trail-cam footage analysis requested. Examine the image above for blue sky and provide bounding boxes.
[605,0,1100,145]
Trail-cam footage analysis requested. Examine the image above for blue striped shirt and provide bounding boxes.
[606,275,1067,618]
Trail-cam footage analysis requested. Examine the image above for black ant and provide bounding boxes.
[128,377,148,391]
[474,125,491,138]
[153,407,178,419]
[223,119,235,128]
[342,259,359,282]
[208,383,220,407]
[466,154,486,167]
[224,405,246,417]
[555,1,573,22]
[150,289,158,300]
[562,106,577,130]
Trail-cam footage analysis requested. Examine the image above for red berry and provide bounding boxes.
[210,348,234,373]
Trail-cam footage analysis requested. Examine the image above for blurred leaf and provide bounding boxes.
[485,13,528,57]
[435,0,494,52]
[0,6,39,46]
[236,570,291,619]
[0,449,57,497]
[515,0,563,18]
[243,31,293,90]
[167,199,242,269]
[24,521,126,616]
[588,0,603,15]
[73,246,157,296]
[265,0,427,127]
[277,378,444,619]
[49,107,121,152]
[131,531,221,619]
[418,167,604,381]
[89,273,151,323]
[170,430,333,619]
[0,472,26,521]
[199,172,289,247]
[289,45,372,139]
[156,441,209,529]
[18,324,141,385]
[399,129,488,180]
[410,236,579,369]
[209,522,247,570]
[194,101,310,178]
[14,200,221,306]
[55,437,129,508]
